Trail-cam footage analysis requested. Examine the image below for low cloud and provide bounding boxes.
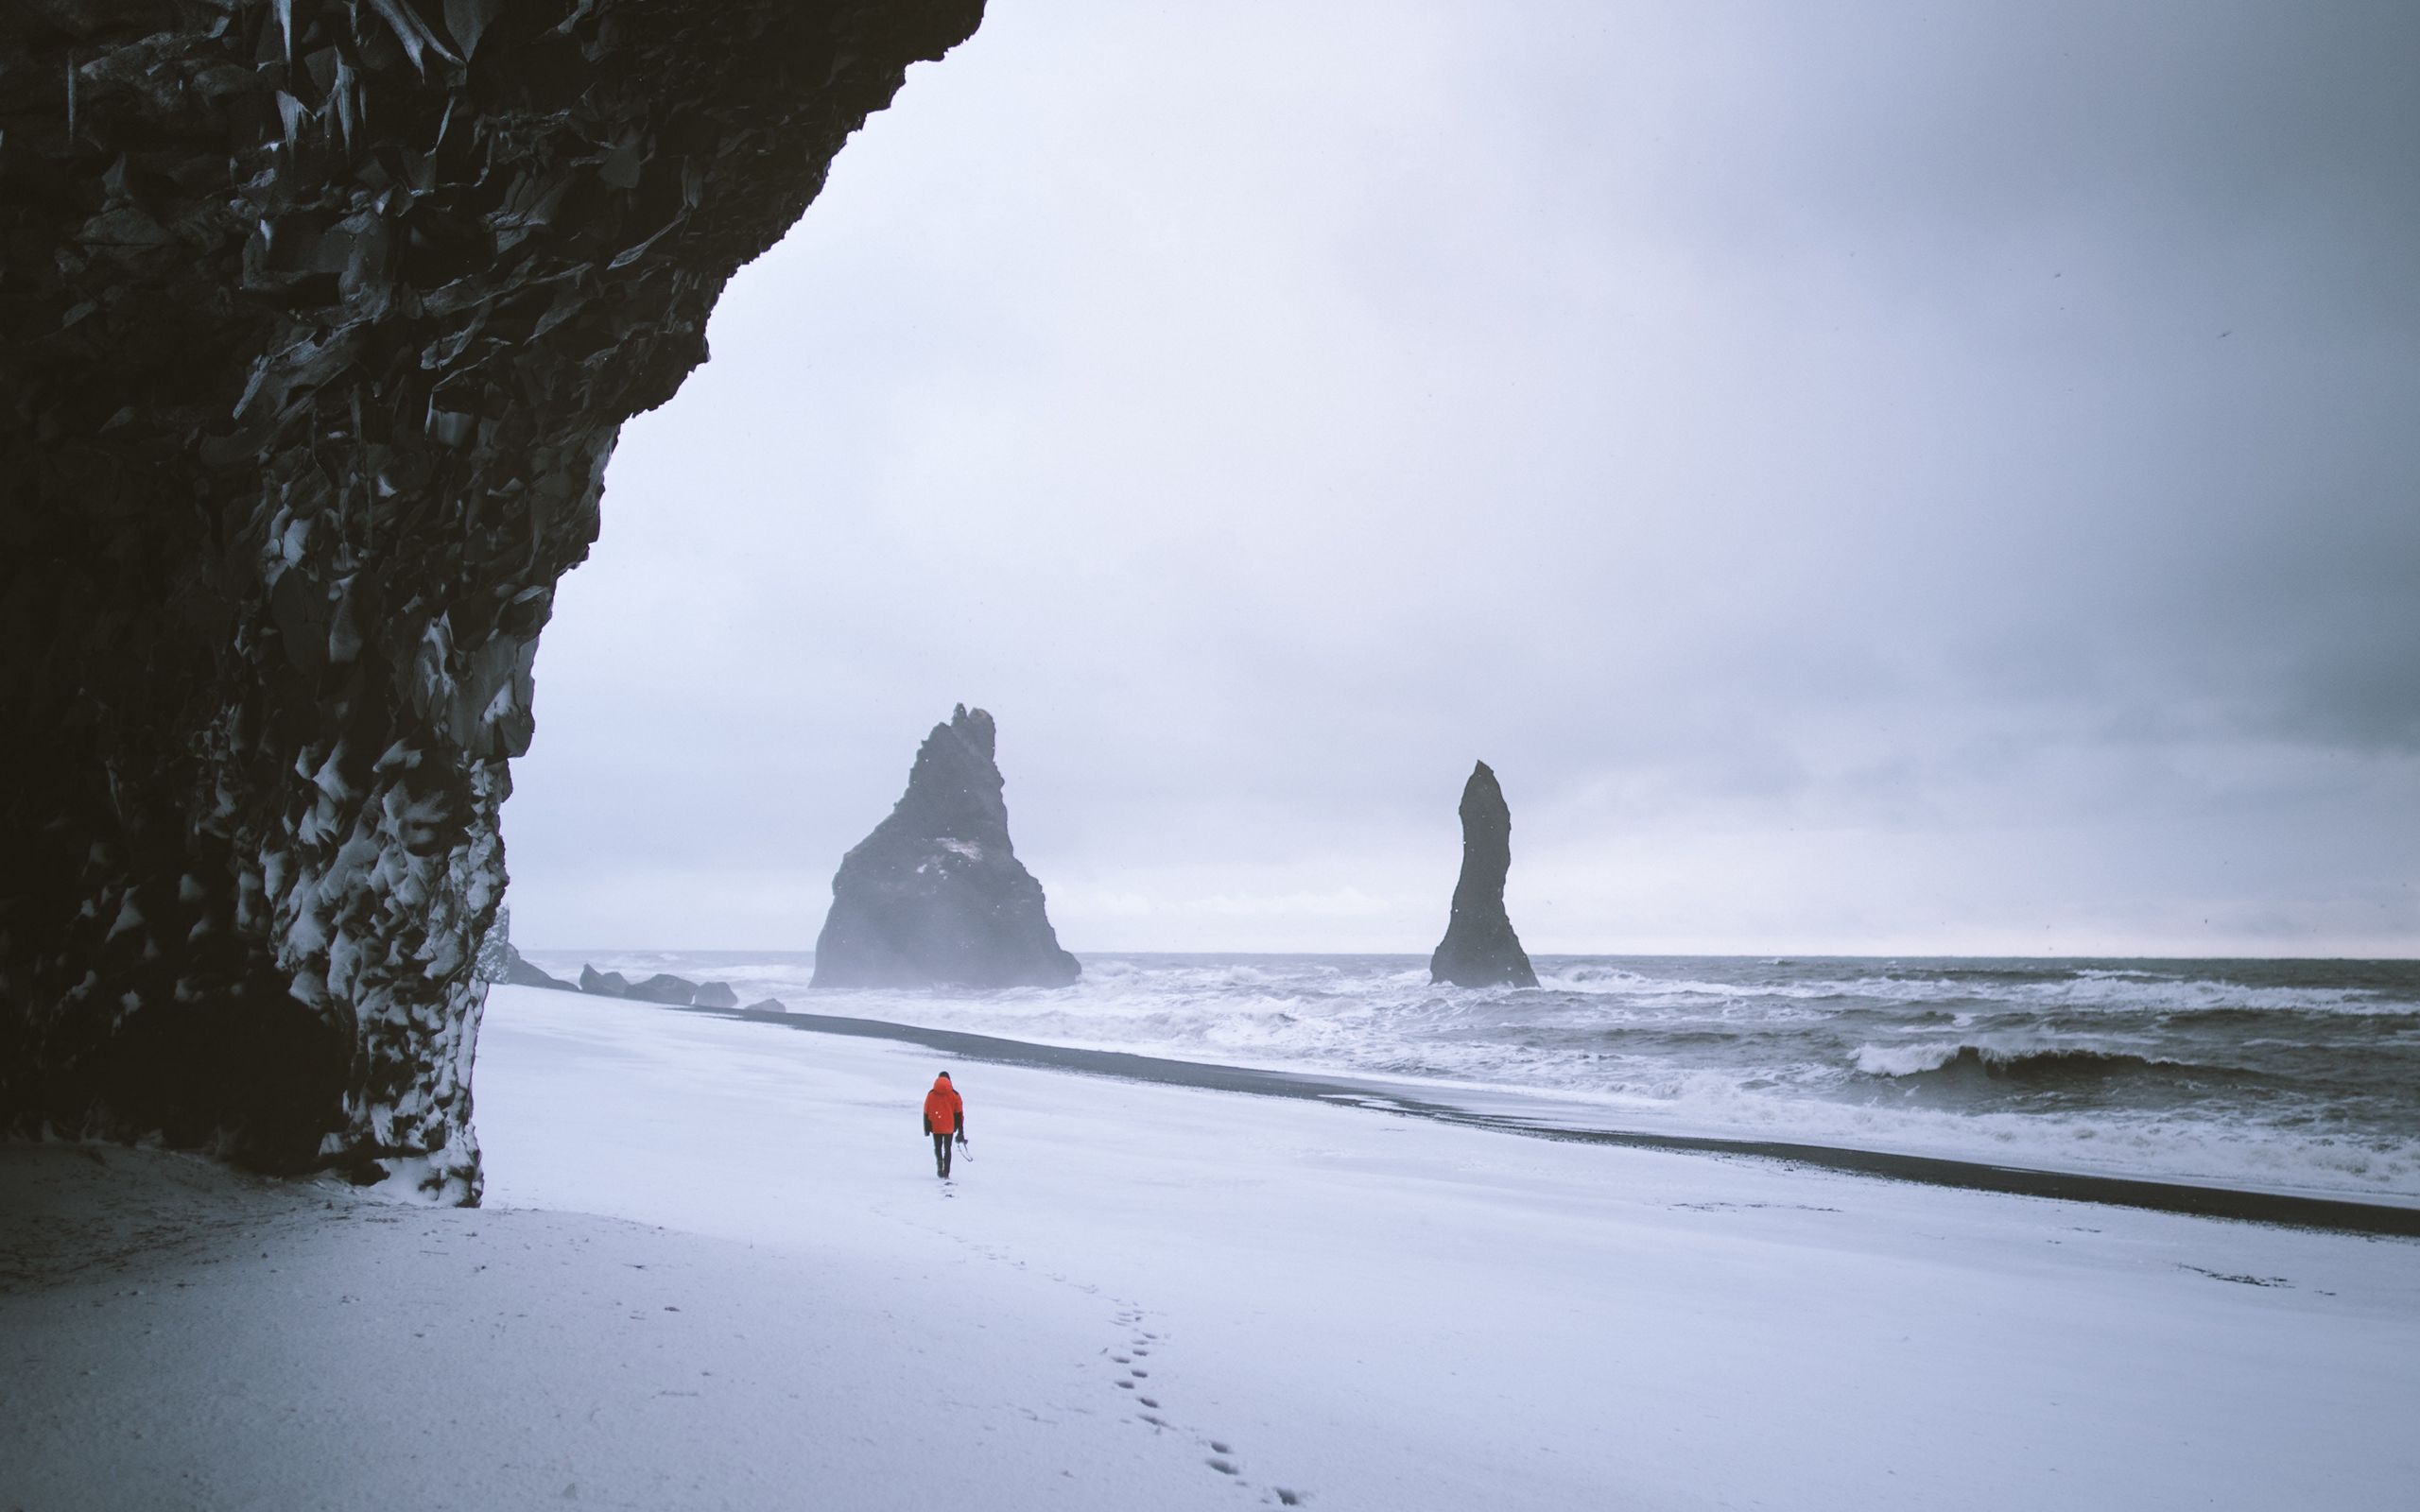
[503,0,2420,957]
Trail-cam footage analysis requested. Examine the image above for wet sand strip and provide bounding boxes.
[634,996,2420,1238]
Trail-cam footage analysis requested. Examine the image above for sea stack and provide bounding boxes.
[1429,761,1540,988]
[812,706,1080,989]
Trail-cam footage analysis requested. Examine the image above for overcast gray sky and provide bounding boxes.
[500,0,2420,956]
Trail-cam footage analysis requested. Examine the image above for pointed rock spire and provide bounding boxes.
[812,705,1080,988]
[1429,761,1539,988]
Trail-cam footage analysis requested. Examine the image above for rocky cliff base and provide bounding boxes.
[0,0,984,1200]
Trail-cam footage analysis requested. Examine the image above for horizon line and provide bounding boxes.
[513,946,2420,965]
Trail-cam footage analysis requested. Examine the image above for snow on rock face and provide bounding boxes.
[813,706,1080,989]
[0,0,987,1203]
[473,907,513,985]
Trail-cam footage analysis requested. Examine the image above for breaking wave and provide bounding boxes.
[1850,1040,2259,1087]
[527,948,2420,1201]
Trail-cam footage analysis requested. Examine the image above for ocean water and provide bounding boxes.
[520,950,2420,1204]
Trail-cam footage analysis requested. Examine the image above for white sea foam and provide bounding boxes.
[523,950,2420,1200]
[1853,1041,1966,1077]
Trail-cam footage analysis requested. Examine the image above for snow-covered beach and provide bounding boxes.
[8,983,2417,1510]
[535,951,2420,1209]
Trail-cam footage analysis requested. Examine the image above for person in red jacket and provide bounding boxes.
[922,1072,966,1178]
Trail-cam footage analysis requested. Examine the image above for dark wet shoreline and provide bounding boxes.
[638,996,2420,1238]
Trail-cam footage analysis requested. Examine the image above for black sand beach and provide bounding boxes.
[616,997,2420,1237]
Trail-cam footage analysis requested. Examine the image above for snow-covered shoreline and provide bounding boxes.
[616,993,2420,1233]
[7,984,2417,1509]
[527,949,2420,1209]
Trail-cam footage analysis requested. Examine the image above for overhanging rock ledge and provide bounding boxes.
[0,0,985,1202]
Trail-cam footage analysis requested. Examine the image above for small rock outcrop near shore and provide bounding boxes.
[626,973,702,1006]
[503,945,574,992]
[548,961,746,1008]
[475,908,574,991]
[1429,762,1540,989]
[813,706,1080,989]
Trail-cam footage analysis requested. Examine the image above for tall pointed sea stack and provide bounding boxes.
[813,706,1080,988]
[1429,762,1540,988]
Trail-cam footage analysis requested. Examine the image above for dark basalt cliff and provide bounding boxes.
[813,705,1080,989]
[1429,761,1539,988]
[0,0,984,1201]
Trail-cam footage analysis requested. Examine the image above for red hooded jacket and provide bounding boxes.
[922,1074,963,1137]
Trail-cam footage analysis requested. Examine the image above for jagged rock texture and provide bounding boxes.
[472,904,513,983]
[0,0,984,1200]
[1429,761,1539,988]
[813,705,1080,989]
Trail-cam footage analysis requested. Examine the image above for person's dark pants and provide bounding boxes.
[932,1129,954,1177]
